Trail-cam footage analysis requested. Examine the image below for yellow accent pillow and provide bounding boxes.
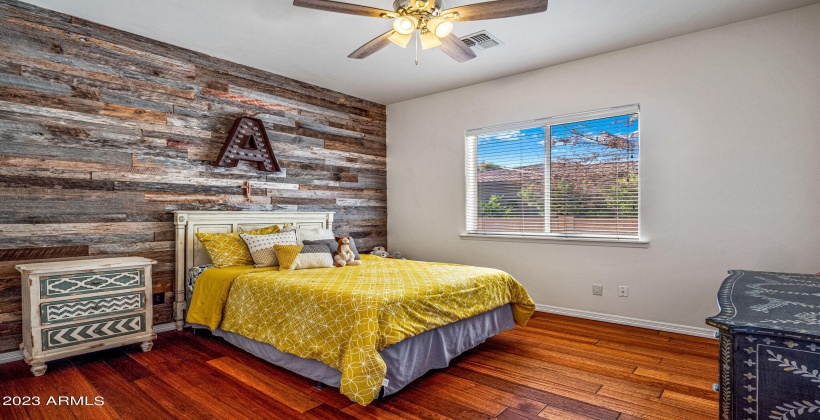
[196,225,280,267]
[273,244,303,271]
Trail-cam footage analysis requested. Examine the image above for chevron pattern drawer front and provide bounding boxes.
[40,269,144,298]
[41,292,145,325]
[42,314,146,351]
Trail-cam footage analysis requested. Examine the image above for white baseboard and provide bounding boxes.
[0,349,22,364]
[535,304,717,339]
[153,322,178,333]
[0,322,178,365]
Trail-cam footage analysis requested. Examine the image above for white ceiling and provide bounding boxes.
[21,0,820,104]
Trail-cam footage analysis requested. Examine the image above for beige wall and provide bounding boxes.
[386,4,820,332]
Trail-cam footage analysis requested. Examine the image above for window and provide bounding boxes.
[465,105,640,242]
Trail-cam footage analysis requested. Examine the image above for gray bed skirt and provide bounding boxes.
[195,304,515,397]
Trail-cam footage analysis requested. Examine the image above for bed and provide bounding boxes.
[173,211,535,405]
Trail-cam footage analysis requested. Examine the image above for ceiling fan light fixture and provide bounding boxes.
[427,18,454,38]
[393,15,418,35]
[419,31,442,50]
[388,31,412,48]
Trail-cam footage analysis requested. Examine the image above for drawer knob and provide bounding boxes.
[89,280,102,286]
[93,328,104,334]
[712,383,720,392]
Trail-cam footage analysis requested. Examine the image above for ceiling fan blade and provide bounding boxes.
[443,0,548,21]
[348,30,395,59]
[438,34,477,63]
[293,0,394,18]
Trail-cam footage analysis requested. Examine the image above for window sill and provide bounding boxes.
[459,233,650,248]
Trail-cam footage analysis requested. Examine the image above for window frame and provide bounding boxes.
[463,104,648,247]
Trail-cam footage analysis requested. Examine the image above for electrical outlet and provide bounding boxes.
[153,293,165,305]
[618,286,629,297]
[592,284,603,296]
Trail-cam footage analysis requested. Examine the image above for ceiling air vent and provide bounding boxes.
[460,31,504,51]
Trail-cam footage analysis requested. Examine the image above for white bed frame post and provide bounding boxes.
[172,211,335,331]
[174,213,188,331]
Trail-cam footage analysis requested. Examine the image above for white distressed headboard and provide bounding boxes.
[172,210,334,329]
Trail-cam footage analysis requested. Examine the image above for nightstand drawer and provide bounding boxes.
[40,269,144,298]
[42,314,146,351]
[41,292,145,325]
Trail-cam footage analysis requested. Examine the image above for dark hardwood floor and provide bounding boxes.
[0,313,719,419]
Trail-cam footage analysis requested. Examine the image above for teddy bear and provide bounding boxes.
[333,236,361,267]
[371,246,389,258]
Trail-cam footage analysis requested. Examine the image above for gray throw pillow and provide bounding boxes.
[303,238,361,260]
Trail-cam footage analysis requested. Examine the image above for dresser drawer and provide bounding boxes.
[42,314,146,351]
[41,292,145,325]
[40,269,144,298]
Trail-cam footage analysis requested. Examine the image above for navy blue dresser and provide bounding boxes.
[706,270,820,420]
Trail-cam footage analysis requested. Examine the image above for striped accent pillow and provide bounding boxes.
[273,244,334,271]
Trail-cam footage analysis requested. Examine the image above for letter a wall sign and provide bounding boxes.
[214,117,281,172]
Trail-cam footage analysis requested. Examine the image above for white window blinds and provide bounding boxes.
[466,105,640,240]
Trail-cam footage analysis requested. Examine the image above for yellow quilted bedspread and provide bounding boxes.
[186,255,535,405]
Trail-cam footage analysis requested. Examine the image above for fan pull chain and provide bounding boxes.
[415,31,419,65]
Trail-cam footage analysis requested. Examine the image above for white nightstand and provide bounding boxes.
[16,257,157,376]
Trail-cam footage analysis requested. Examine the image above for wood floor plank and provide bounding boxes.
[394,385,495,420]
[526,317,671,344]
[498,407,542,420]
[458,359,706,420]
[0,379,38,420]
[128,359,249,419]
[632,367,716,391]
[0,315,719,419]
[476,348,663,399]
[341,402,407,419]
[483,338,639,375]
[301,404,357,420]
[436,373,547,415]
[76,360,173,420]
[597,340,717,362]
[659,390,719,417]
[594,385,711,420]
[142,359,301,419]
[132,375,220,420]
[206,356,323,413]
[102,349,153,382]
[530,313,665,339]
[446,366,621,420]
[46,364,121,420]
[408,379,508,417]
[457,354,605,395]
[490,330,664,366]
[538,405,596,419]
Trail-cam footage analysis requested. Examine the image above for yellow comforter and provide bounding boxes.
[186,255,535,405]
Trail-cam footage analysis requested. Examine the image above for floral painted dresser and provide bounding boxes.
[706,270,820,420]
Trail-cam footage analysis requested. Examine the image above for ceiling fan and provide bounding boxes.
[293,0,549,63]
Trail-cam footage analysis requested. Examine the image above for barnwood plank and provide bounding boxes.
[0,245,88,262]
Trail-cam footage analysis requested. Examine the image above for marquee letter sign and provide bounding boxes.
[214,117,281,172]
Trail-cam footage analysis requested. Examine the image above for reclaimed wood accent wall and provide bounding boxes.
[0,0,387,353]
